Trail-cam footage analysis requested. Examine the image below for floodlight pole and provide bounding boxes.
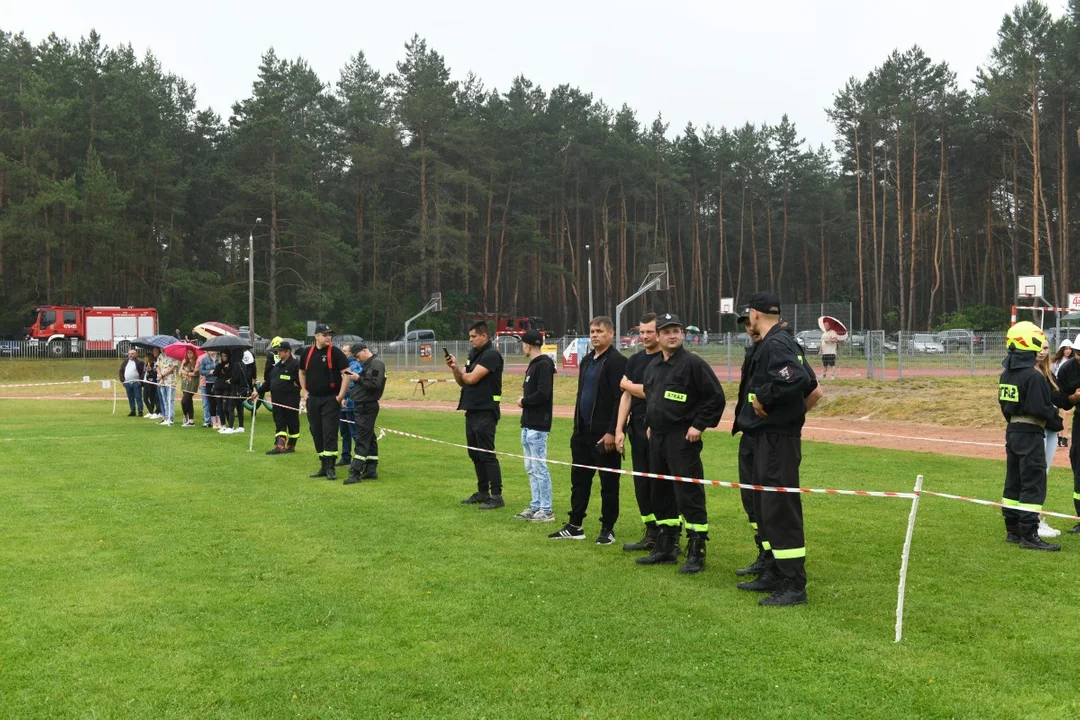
[404,293,442,367]
[585,244,594,322]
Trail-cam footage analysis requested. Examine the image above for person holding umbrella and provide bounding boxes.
[299,324,350,480]
[176,346,202,426]
[817,316,847,381]
[143,347,161,419]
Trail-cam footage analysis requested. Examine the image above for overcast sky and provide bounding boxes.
[5,0,1066,150]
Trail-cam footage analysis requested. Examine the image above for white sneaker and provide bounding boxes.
[218,427,232,434]
[165,420,174,426]
[146,413,158,419]
[1038,518,1061,539]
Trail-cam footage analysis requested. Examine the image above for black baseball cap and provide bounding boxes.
[656,312,683,330]
[352,341,368,354]
[276,340,291,352]
[747,292,781,315]
[314,323,332,335]
[737,306,751,323]
[519,330,544,347]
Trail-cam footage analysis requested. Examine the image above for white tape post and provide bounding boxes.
[895,474,924,643]
[249,403,257,453]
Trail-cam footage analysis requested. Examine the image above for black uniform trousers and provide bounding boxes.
[649,431,708,537]
[465,410,503,496]
[1071,412,1080,517]
[307,393,341,457]
[628,415,655,527]
[354,401,380,464]
[568,432,621,529]
[738,433,760,541]
[1003,425,1048,536]
[752,432,806,590]
[273,402,301,447]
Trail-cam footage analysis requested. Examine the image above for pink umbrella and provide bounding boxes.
[164,342,205,361]
[193,321,240,340]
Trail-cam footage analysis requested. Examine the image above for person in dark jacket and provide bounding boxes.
[142,347,161,418]
[736,292,812,607]
[514,330,556,522]
[343,343,386,484]
[998,322,1061,550]
[1055,339,1080,532]
[549,316,629,545]
[214,350,250,434]
[635,313,726,574]
[251,341,302,454]
[119,348,146,416]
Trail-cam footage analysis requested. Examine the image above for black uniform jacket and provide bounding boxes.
[642,346,725,434]
[737,324,811,435]
[572,345,629,438]
[348,353,387,405]
[732,341,819,436]
[258,355,301,407]
[998,351,1057,431]
[520,353,556,432]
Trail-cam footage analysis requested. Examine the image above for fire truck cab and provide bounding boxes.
[26,305,158,357]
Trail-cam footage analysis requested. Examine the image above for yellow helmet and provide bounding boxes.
[269,336,283,349]
[1006,321,1046,353]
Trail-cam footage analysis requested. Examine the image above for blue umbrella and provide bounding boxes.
[132,334,179,350]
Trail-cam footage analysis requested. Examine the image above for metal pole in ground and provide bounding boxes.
[895,473,925,643]
[249,404,257,453]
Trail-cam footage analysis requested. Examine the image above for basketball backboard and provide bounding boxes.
[1018,275,1043,299]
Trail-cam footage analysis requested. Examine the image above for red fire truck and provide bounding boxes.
[459,313,546,338]
[25,305,158,356]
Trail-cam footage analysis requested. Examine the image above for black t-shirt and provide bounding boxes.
[457,343,504,412]
[299,344,349,397]
[624,349,661,421]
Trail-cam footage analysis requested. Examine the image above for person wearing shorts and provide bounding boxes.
[820,329,839,380]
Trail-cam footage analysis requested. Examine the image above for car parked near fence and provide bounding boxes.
[912,333,945,353]
[795,330,823,352]
[935,329,983,352]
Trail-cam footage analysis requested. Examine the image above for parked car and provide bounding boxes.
[331,334,366,352]
[912,333,945,353]
[935,329,983,352]
[386,329,437,351]
[237,326,270,354]
[0,332,19,356]
[849,333,865,349]
[795,330,823,352]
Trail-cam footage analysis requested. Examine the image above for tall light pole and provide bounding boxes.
[585,243,594,322]
[249,218,261,344]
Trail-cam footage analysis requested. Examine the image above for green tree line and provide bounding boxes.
[1,0,1078,338]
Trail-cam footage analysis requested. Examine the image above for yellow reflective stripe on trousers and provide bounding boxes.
[750,522,759,530]
[772,547,806,560]
[641,514,657,524]
[1074,492,1080,501]
[288,433,301,439]
[493,395,502,402]
[1001,498,1019,507]
[656,518,682,527]
[685,523,709,533]
[1017,502,1042,511]
[761,540,772,551]
[275,431,287,438]
[319,451,339,457]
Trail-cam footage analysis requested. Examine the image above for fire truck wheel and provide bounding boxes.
[48,340,65,358]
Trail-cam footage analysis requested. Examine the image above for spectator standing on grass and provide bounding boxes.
[549,316,627,545]
[119,348,145,417]
[996,322,1059,550]
[635,313,725,574]
[213,351,243,434]
[614,313,661,551]
[299,324,350,480]
[178,349,200,427]
[143,348,161,418]
[338,344,360,470]
[1034,346,1071,540]
[820,328,840,380]
[447,321,506,510]
[1052,340,1073,449]
[513,330,556,522]
[736,292,813,606]
[343,343,386,484]
[156,349,178,426]
[200,350,218,428]
[1054,333,1080,533]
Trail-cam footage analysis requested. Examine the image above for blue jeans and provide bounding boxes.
[124,381,143,414]
[158,385,176,422]
[1045,430,1058,471]
[340,408,356,460]
[521,428,552,512]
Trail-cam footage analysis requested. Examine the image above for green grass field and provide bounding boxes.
[2,397,1079,718]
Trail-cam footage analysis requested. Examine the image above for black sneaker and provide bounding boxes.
[1070,523,1080,534]
[478,495,505,510]
[1057,436,1068,448]
[461,493,490,505]
[548,523,586,540]
[759,580,808,607]
[595,528,615,546]
[127,411,137,417]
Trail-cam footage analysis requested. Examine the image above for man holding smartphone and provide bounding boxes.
[344,343,386,484]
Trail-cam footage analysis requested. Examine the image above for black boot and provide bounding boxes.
[325,457,337,481]
[623,525,658,552]
[266,437,286,455]
[679,535,706,574]
[738,569,784,592]
[759,578,808,606]
[361,461,378,480]
[736,547,767,576]
[636,531,679,565]
[344,459,365,485]
[309,456,328,478]
[1020,532,1061,551]
[479,495,505,510]
[461,492,490,504]
[1005,522,1021,544]
[336,455,351,467]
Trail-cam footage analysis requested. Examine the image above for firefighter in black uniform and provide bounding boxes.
[736,292,812,607]
[1055,342,1080,533]
[344,343,387,484]
[615,312,661,551]
[299,324,349,480]
[251,341,302,454]
[636,313,726,574]
[447,321,506,510]
[998,321,1061,550]
[732,306,823,578]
